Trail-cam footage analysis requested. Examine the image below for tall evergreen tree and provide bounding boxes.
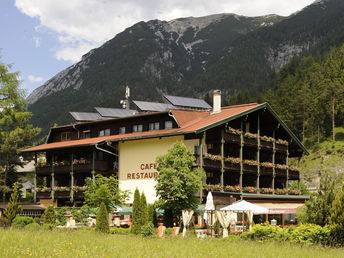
[131,188,141,234]
[96,202,110,233]
[0,61,41,200]
[2,182,22,226]
[42,205,56,224]
[140,192,148,226]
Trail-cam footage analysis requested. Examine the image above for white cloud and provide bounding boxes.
[28,75,44,83]
[15,0,315,62]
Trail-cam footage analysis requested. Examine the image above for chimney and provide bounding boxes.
[212,90,221,114]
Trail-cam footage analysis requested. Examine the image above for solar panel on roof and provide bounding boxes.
[94,107,137,117]
[163,95,211,109]
[69,112,105,122]
[132,100,175,112]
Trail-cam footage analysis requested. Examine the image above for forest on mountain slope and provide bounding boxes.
[229,43,344,147]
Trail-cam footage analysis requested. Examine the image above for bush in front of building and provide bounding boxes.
[110,227,131,235]
[2,183,22,226]
[131,189,148,234]
[12,216,34,228]
[241,223,330,245]
[25,222,41,230]
[96,202,109,234]
[42,205,56,225]
[141,222,155,237]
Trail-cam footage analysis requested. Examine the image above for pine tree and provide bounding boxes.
[2,182,22,226]
[42,205,56,224]
[330,184,344,227]
[140,192,148,226]
[96,202,110,233]
[131,188,141,234]
[0,61,41,200]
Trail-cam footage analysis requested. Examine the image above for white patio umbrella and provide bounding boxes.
[203,192,217,236]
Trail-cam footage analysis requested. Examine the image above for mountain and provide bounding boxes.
[27,0,344,133]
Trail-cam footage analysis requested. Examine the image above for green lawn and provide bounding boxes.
[0,228,343,258]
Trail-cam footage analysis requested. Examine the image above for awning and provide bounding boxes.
[251,202,304,214]
[114,206,132,215]
[221,200,269,214]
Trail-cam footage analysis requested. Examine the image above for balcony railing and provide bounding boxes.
[35,186,87,199]
[202,154,301,175]
[35,160,109,174]
[204,184,302,195]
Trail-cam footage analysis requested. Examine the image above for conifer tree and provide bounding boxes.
[42,205,56,224]
[0,61,41,200]
[330,184,344,227]
[140,192,148,226]
[96,202,110,233]
[2,182,22,226]
[131,188,141,234]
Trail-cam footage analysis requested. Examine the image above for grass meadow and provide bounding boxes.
[0,228,344,258]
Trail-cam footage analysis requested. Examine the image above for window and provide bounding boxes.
[149,122,160,131]
[61,132,71,141]
[164,121,173,129]
[119,126,126,134]
[99,129,110,137]
[132,124,143,132]
[83,130,91,139]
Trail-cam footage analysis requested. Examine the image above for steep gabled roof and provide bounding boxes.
[23,102,308,155]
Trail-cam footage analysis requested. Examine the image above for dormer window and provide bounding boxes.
[132,124,143,132]
[99,129,110,137]
[119,127,126,134]
[164,121,173,129]
[149,122,160,131]
[61,132,71,141]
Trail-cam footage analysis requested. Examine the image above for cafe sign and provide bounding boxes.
[126,163,159,180]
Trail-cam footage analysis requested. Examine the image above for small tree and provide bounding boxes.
[96,202,110,233]
[155,142,205,216]
[140,192,148,226]
[2,182,22,226]
[42,205,56,224]
[330,184,344,226]
[146,204,155,224]
[84,175,130,211]
[131,188,142,234]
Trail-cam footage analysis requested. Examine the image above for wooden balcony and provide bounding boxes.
[36,160,109,174]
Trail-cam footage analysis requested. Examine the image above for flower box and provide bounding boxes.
[224,133,241,143]
[260,140,273,149]
[242,186,258,193]
[260,188,274,194]
[275,189,288,195]
[224,185,241,192]
[204,184,223,191]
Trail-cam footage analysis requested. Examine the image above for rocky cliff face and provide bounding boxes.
[28,0,344,133]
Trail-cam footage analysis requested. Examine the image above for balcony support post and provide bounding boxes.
[272,130,276,193]
[70,152,74,203]
[51,153,55,202]
[220,128,225,187]
[240,120,243,192]
[92,148,96,183]
[199,132,205,199]
[256,114,260,192]
[34,152,37,203]
[286,150,289,192]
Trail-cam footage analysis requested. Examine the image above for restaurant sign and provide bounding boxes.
[126,163,159,180]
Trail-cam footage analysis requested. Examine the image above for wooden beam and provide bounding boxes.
[92,148,96,183]
[199,132,205,199]
[51,153,55,202]
[220,128,225,187]
[34,152,37,203]
[70,152,74,203]
[286,149,289,191]
[240,120,243,192]
[257,114,260,191]
[272,130,276,192]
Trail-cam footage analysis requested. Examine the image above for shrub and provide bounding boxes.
[110,227,131,235]
[56,207,67,226]
[328,224,344,247]
[241,223,284,241]
[25,223,41,230]
[12,216,34,228]
[96,202,109,233]
[141,222,155,237]
[42,223,55,230]
[42,205,56,224]
[165,228,173,236]
[287,224,330,245]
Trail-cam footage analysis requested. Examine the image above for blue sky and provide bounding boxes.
[0,0,315,97]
